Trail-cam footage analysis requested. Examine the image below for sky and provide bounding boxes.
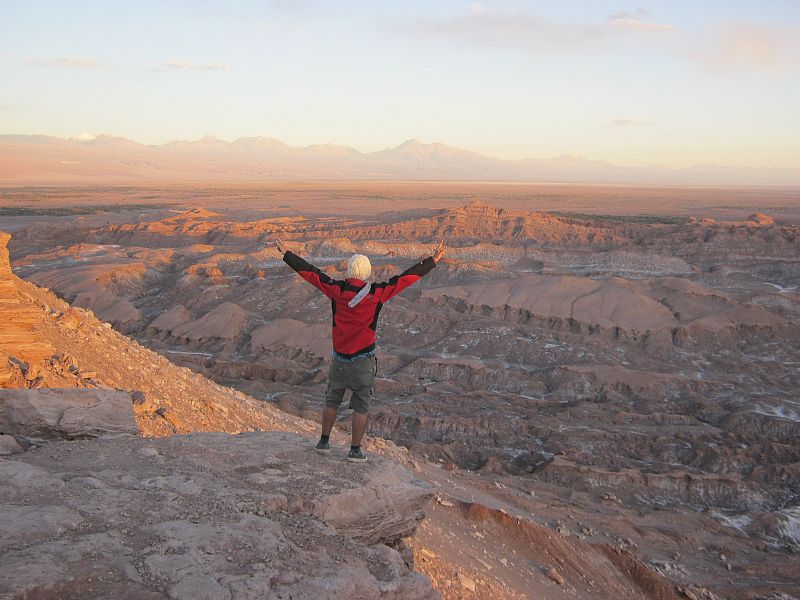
[1,0,799,168]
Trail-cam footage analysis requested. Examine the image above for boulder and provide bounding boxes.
[131,390,159,413]
[0,431,436,599]
[0,433,23,455]
[0,388,139,444]
[312,457,431,545]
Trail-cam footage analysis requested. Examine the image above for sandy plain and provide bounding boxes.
[1,181,799,221]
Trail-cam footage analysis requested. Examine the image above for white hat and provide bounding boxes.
[346,254,371,280]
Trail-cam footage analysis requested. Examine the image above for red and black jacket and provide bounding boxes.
[283,251,436,358]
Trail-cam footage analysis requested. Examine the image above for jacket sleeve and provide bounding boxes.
[283,250,342,299]
[373,257,436,302]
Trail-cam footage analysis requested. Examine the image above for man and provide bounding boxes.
[275,239,445,462]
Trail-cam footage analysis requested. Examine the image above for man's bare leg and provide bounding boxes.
[321,406,337,437]
[351,412,367,447]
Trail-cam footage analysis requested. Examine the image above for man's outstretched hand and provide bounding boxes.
[432,239,446,263]
[274,238,285,255]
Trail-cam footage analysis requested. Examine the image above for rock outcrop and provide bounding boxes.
[0,230,302,436]
[748,213,774,225]
[0,231,10,278]
[0,430,436,599]
[0,232,55,382]
[0,388,139,447]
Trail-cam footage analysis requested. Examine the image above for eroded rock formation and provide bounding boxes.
[4,197,800,598]
[0,232,55,383]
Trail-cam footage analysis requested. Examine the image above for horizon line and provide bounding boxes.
[1,179,798,192]
[1,131,797,173]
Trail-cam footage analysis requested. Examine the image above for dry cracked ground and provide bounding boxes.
[2,184,799,599]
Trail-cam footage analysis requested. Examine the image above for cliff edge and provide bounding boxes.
[0,230,438,599]
[1,420,435,599]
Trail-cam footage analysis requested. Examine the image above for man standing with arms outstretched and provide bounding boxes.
[275,239,446,462]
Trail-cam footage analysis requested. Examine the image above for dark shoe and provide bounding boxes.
[347,447,367,463]
[315,439,330,453]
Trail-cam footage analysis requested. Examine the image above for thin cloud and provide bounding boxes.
[608,9,672,32]
[609,9,652,20]
[394,7,797,76]
[148,60,232,72]
[694,23,799,72]
[166,60,231,71]
[392,6,673,53]
[25,56,104,69]
[612,118,655,127]
[394,10,601,52]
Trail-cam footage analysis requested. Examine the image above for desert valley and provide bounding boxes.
[5,1,800,597]
[1,182,799,599]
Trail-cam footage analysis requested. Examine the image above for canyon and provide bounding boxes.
[1,184,799,599]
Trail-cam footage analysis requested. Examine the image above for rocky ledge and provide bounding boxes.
[0,388,139,448]
[0,392,436,599]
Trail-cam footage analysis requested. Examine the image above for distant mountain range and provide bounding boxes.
[0,133,797,186]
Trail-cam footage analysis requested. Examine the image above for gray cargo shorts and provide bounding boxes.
[324,354,377,415]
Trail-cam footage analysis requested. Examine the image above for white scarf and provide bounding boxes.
[348,283,371,308]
